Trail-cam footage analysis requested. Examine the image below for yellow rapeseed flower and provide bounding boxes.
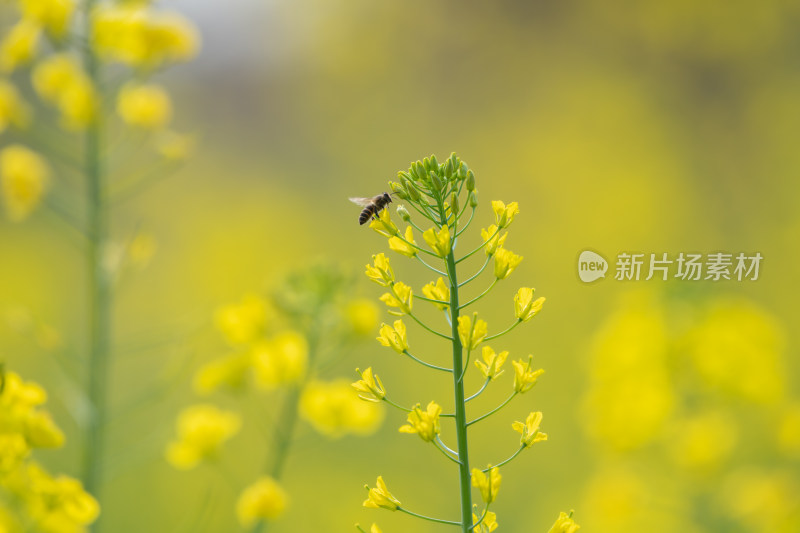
[422,225,451,257]
[0,80,30,132]
[512,356,544,393]
[514,287,545,322]
[471,467,501,504]
[512,411,548,448]
[214,293,268,345]
[474,346,508,380]
[192,352,251,395]
[472,510,499,532]
[363,476,400,511]
[116,82,173,129]
[165,404,241,469]
[422,277,449,311]
[365,253,395,286]
[388,226,417,257]
[24,410,65,448]
[376,320,408,354]
[92,6,199,69]
[379,282,413,316]
[494,248,523,280]
[398,401,441,442]
[300,379,384,438]
[252,331,308,388]
[19,0,76,38]
[31,53,96,129]
[352,367,386,402]
[480,224,507,256]
[458,313,488,351]
[0,144,49,222]
[491,200,519,228]
[0,20,41,72]
[155,129,195,160]
[236,477,288,527]
[369,208,399,237]
[0,434,29,473]
[548,511,580,533]
[346,298,380,336]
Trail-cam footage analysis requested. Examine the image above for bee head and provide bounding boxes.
[384,192,392,203]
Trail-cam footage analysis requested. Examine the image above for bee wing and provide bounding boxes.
[349,196,374,208]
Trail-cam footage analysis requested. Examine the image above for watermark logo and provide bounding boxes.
[578,250,763,283]
[578,250,608,283]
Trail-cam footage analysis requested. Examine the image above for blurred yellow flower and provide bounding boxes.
[512,411,547,448]
[491,200,519,228]
[365,253,395,286]
[422,225,451,257]
[363,476,400,511]
[236,476,288,527]
[512,356,544,394]
[214,293,268,345]
[398,401,441,442]
[155,129,194,160]
[547,511,580,533]
[192,352,251,395]
[352,367,385,402]
[480,224,507,256]
[127,232,157,268]
[0,144,49,222]
[369,208,399,237]
[0,434,29,473]
[376,320,408,354]
[19,0,76,38]
[472,510,498,532]
[31,53,96,129]
[346,298,380,336]
[0,20,40,72]
[0,80,30,132]
[422,277,449,311]
[388,226,417,257]
[777,402,800,458]
[474,346,508,380]
[668,411,736,473]
[720,468,799,533]
[379,282,412,316]
[300,379,384,438]
[493,248,522,280]
[165,404,241,469]
[370,524,382,533]
[23,410,65,448]
[116,82,173,129]
[471,467,501,504]
[514,287,545,322]
[92,6,199,69]
[252,331,308,388]
[457,314,487,351]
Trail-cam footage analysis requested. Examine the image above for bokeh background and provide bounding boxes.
[2,1,799,531]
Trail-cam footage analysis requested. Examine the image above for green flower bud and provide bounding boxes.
[450,192,460,216]
[429,154,439,169]
[444,159,455,178]
[430,171,443,192]
[469,190,478,208]
[390,181,409,200]
[458,161,470,180]
[466,170,475,191]
[401,177,421,201]
[396,204,411,222]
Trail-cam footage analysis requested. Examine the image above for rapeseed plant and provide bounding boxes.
[353,154,578,532]
[169,264,384,531]
[0,1,198,529]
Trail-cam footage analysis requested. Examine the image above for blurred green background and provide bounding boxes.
[2,0,799,531]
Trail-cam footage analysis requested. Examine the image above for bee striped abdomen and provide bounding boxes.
[359,204,377,225]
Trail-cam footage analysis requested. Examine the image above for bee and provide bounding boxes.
[349,192,393,225]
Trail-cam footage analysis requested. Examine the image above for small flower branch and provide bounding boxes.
[458,255,491,288]
[465,378,491,403]
[482,445,525,472]
[402,349,452,373]
[406,311,453,341]
[434,437,463,465]
[483,319,522,342]
[397,507,461,526]
[416,255,448,277]
[455,226,500,264]
[458,279,498,310]
[467,392,518,427]
[455,206,476,238]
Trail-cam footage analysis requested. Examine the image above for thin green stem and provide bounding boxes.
[402,349,452,373]
[455,207,475,238]
[82,3,110,528]
[471,505,490,529]
[433,438,462,465]
[382,397,412,412]
[445,248,473,532]
[484,319,522,342]
[397,507,460,526]
[458,279,498,310]
[465,378,490,403]
[394,232,440,258]
[483,446,525,472]
[406,217,426,234]
[406,311,452,341]
[458,255,491,287]
[416,294,450,307]
[456,227,500,264]
[416,255,448,276]
[468,392,517,427]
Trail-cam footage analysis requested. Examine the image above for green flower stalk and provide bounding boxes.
[355,154,567,532]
